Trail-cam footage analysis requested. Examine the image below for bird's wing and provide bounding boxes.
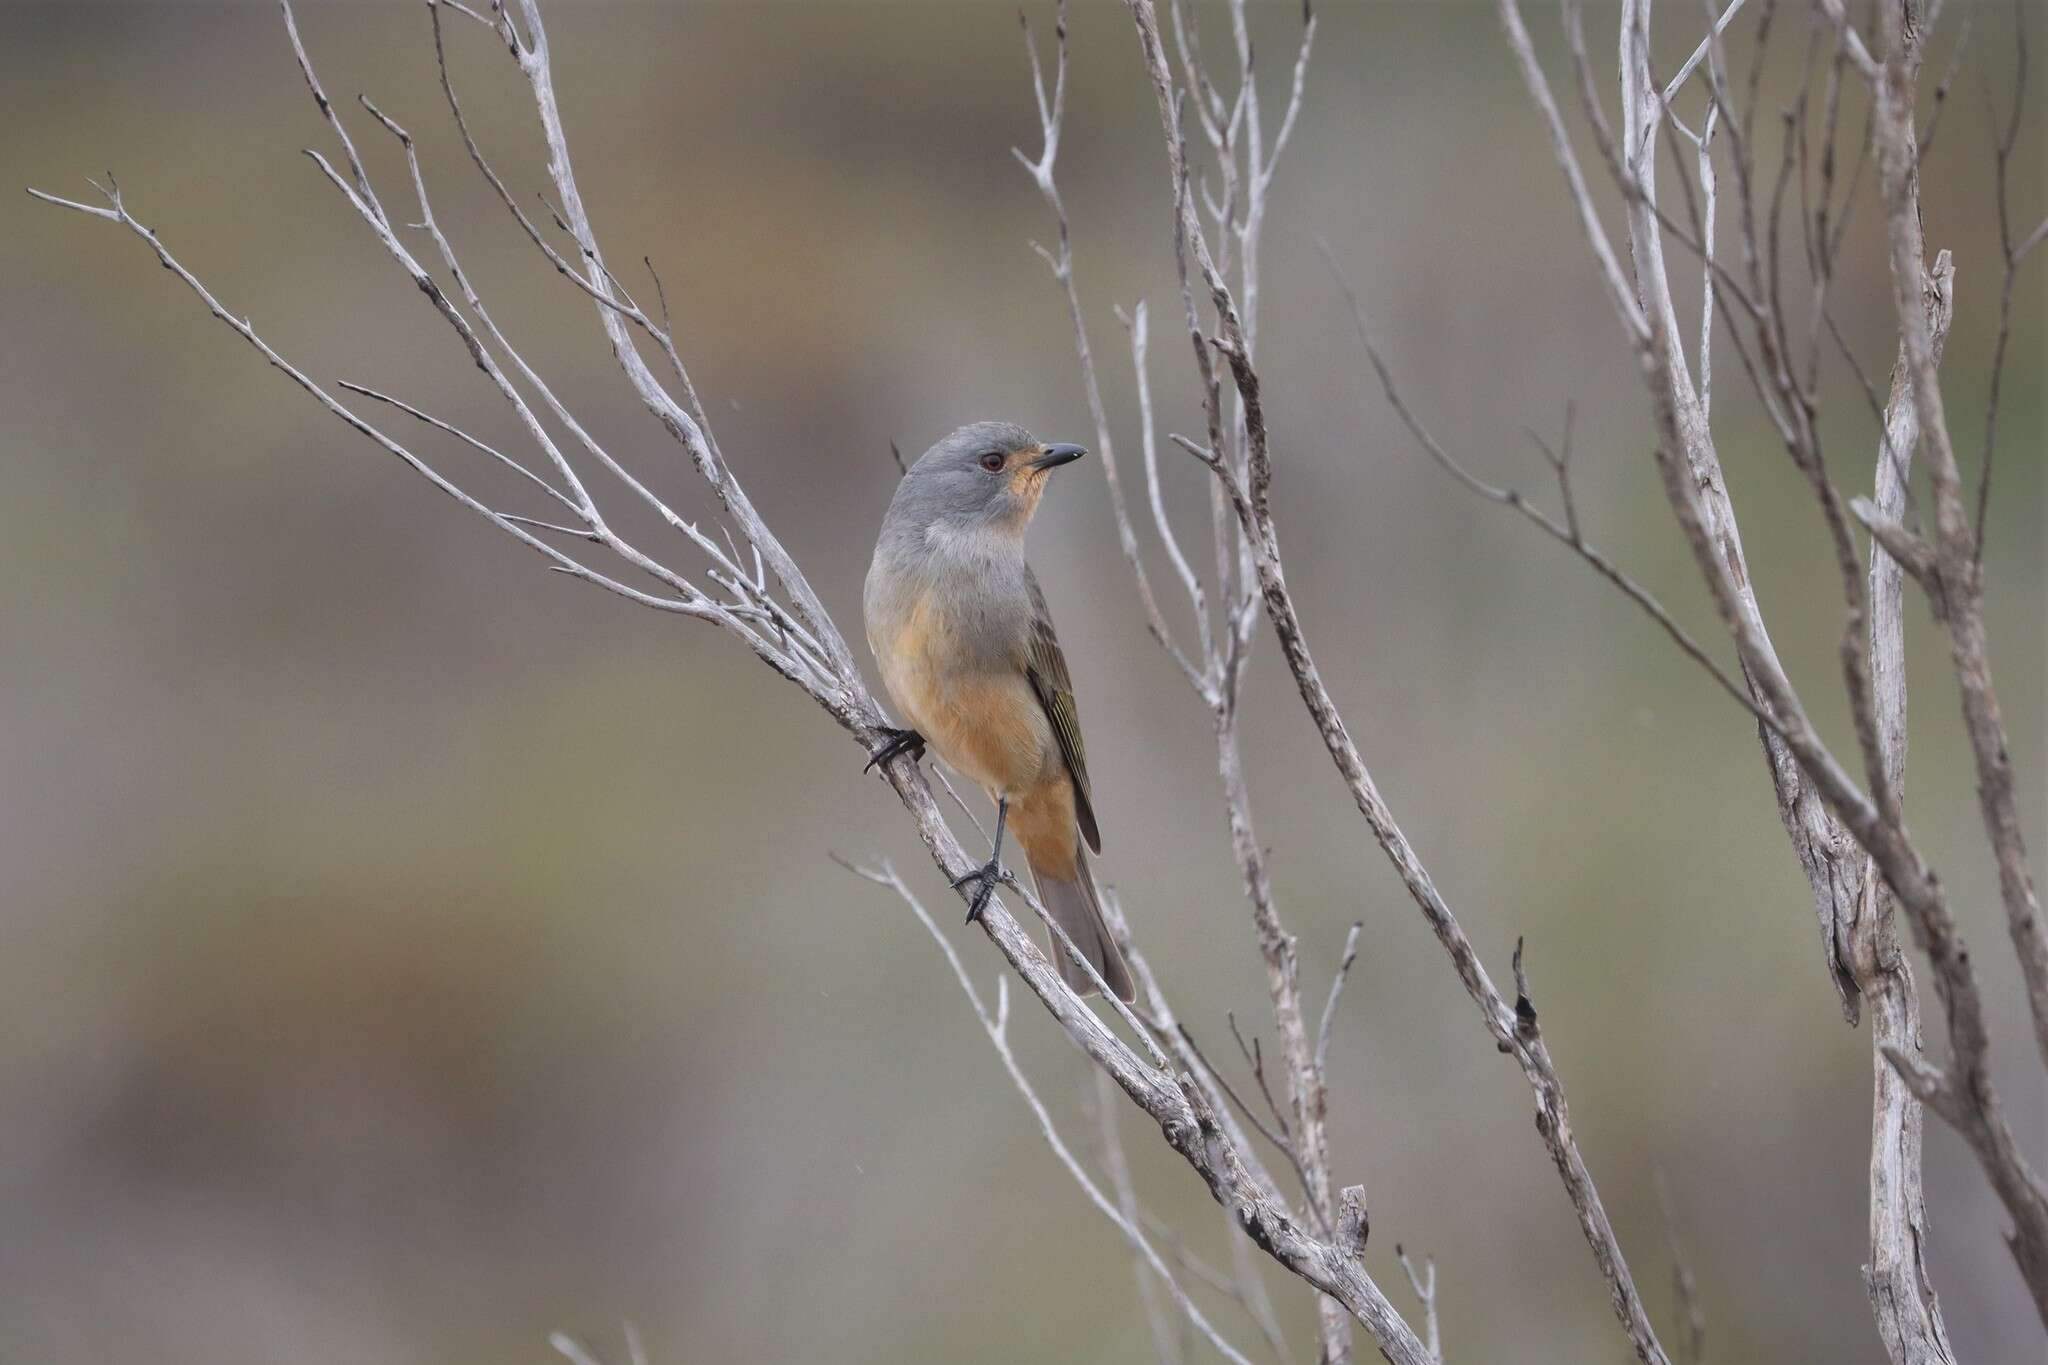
[1023,569,1101,853]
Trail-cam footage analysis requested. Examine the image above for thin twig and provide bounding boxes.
[843,860,1259,1365]
[1315,922,1364,1081]
[1393,1245,1441,1365]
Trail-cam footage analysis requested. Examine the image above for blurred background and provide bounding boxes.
[3,2,2041,1362]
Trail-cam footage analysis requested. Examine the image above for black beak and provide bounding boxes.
[1029,443,1087,471]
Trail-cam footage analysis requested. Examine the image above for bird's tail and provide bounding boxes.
[1028,845,1136,1002]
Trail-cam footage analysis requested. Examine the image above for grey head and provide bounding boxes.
[885,421,1087,539]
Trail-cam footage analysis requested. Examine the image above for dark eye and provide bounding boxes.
[978,451,1006,472]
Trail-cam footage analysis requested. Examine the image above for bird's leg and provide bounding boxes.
[952,796,1009,926]
[863,726,926,774]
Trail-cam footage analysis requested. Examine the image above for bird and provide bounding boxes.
[863,421,1136,1002]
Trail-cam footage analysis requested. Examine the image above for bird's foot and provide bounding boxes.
[864,726,926,774]
[951,857,1007,926]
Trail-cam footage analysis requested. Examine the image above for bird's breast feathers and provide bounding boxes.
[877,587,1054,798]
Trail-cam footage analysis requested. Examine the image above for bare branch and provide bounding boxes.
[1661,0,1752,111]
[1978,0,2038,566]
[1015,0,1206,693]
[1174,1022,1314,1204]
[1517,0,2048,1329]
[495,0,856,681]
[1102,14,1359,1358]
[499,513,601,542]
[1092,1070,1188,1365]
[334,86,831,680]
[276,0,381,211]
[1315,922,1363,1081]
[1856,0,2048,1321]
[1494,0,1651,342]
[1559,0,1908,1033]
[1129,4,1676,1358]
[336,380,581,516]
[1119,300,1214,673]
[1855,241,1959,1365]
[26,186,748,638]
[1393,1245,1440,1365]
[1697,105,1719,417]
[1320,241,1776,737]
[1226,1217,1300,1365]
[842,860,1261,1365]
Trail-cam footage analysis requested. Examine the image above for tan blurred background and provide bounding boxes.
[3,2,2042,1362]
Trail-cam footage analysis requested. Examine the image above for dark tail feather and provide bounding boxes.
[1028,846,1135,1002]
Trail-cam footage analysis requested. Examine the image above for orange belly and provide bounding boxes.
[880,595,1054,800]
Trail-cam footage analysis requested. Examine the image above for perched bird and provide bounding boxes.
[864,421,1135,1001]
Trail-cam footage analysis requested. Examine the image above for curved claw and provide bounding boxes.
[952,860,1005,925]
[864,726,926,774]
